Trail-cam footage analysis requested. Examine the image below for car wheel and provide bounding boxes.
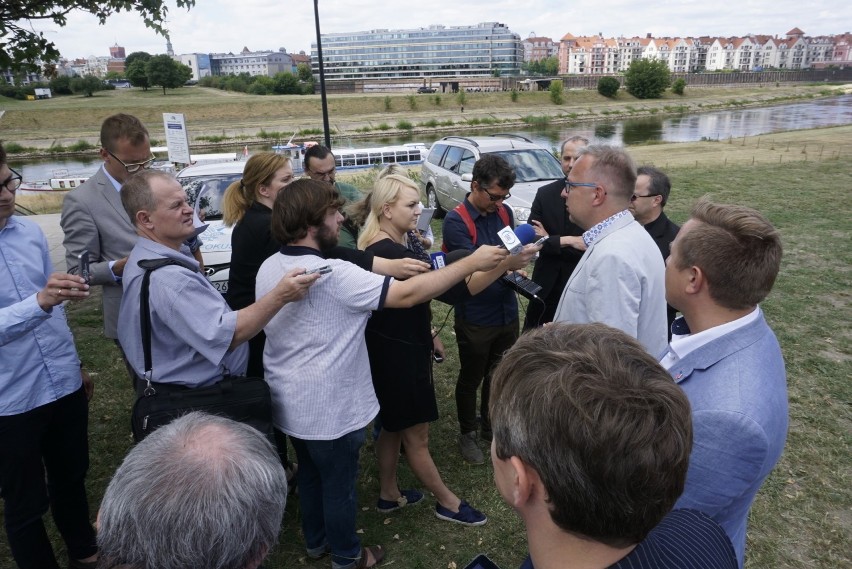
[426,186,445,218]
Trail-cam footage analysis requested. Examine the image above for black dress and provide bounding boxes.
[365,238,468,432]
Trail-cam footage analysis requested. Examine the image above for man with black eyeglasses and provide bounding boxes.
[60,113,154,342]
[1,143,99,569]
[553,146,667,357]
[442,154,540,464]
[631,166,680,336]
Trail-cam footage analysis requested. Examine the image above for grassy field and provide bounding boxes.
[1,83,848,150]
[1,134,850,568]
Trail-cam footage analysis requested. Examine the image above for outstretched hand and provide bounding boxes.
[274,268,322,303]
[469,245,509,272]
[36,272,90,311]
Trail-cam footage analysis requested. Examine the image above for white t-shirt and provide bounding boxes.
[256,249,390,440]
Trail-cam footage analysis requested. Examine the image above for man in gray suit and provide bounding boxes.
[61,114,154,340]
[553,145,667,356]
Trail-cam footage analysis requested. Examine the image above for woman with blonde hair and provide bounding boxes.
[360,173,506,526]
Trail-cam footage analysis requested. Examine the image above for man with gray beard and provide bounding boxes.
[96,412,288,569]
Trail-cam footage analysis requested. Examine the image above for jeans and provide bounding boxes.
[454,318,519,434]
[0,387,97,569]
[290,428,366,569]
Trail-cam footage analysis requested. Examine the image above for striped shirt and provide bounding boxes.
[519,509,737,569]
[257,246,390,440]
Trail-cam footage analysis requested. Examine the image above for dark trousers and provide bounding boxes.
[0,387,97,569]
[454,318,519,434]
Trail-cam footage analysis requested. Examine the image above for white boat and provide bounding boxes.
[18,151,244,195]
[18,171,89,195]
[272,141,428,172]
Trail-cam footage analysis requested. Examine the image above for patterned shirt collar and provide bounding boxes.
[582,209,631,247]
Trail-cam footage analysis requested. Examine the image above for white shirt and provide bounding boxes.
[257,248,390,440]
[660,307,761,371]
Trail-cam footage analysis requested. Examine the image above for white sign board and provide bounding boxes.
[162,113,191,165]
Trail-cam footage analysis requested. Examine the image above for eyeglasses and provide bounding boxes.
[106,149,155,173]
[480,185,511,202]
[630,193,660,202]
[565,180,598,192]
[0,169,23,194]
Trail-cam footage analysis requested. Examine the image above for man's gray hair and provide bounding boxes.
[120,169,175,227]
[97,412,287,569]
[576,145,637,201]
[560,135,589,154]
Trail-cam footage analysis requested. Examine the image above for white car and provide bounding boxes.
[177,161,246,294]
[420,134,564,222]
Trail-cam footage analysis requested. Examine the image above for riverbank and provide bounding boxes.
[2,83,850,158]
[14,124,852,216]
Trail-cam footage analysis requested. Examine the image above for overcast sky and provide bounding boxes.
[31,0,852,59]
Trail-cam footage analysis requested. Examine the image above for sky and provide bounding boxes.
[27,0,852,60]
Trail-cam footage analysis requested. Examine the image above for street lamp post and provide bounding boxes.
[313,0,332,149]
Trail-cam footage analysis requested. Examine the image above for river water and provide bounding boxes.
[12,94,852,181]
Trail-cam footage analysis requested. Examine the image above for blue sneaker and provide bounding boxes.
[376,488,424,513]
[435,500,487,526]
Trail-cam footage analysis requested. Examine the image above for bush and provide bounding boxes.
[396,120,413,130]
[510,88,519,102]
[383,96,392,111]
[549,81,564,104]
[433,95,441,106]
[624,59,671,99]
[407,95,417,110]
[672,78,687,95]
[597,77,620,98]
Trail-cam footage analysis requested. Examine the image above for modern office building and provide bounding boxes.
[178,53,212,81]
[311,22,522,80]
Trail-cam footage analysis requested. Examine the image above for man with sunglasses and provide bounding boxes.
[442,154,540,464]
[631,166,680,336]
[553,145,667,357]
[60,114,155,342]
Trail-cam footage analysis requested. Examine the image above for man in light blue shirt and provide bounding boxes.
[0,144,99,569]
[117,170,318,390]
[662,199,788,567]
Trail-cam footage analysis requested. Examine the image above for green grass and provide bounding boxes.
[2,134,850,568]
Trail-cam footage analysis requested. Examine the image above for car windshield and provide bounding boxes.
[490,149,563,183]
[179,173,242,221]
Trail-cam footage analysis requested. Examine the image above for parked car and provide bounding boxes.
[177,161,246,293]
[417,86,437,93]
[420,135,564,222]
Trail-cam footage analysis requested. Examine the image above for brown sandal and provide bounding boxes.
[355,545,385,569]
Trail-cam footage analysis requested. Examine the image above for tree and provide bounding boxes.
[145,54,192,95]
[70,75,105,97]
[272,72,301,95]
[672,78,687,95]
[125,51,152,70]
[597,77,620,98]
[549,80,564,104]
[126,60,150,90]
[624,59,671,99]
[1,1,195,75]
[296,63,314,83]
[49,75,72,95]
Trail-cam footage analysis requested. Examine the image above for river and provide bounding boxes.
[12,94,852,181]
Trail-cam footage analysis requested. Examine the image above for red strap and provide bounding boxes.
[441,202,511,253]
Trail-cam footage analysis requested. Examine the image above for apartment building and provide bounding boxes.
[210,47,293,77]
[522,35,558,62]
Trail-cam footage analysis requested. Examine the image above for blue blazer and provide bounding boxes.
[668,310,788,567]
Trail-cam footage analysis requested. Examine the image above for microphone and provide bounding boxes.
[497,224,537,254]
[430,251,446,270]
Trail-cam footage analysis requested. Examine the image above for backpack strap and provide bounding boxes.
[138,258,198,395]
[441,202,512,253]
